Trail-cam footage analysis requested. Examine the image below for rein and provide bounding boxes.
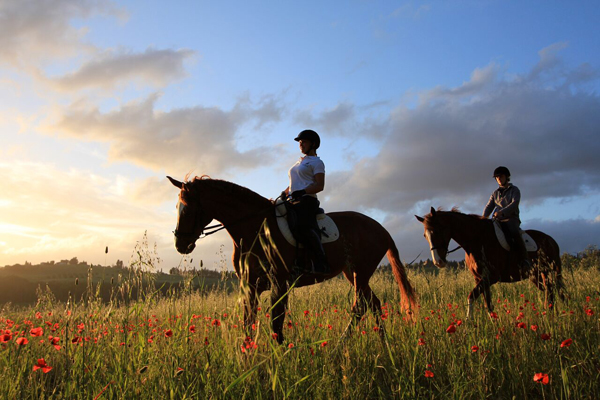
[430,245,462,254]
[197,200,281,239]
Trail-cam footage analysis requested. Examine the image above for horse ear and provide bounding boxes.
[430,207,436,215]
[167,176,183,189]
[415,215,425,223]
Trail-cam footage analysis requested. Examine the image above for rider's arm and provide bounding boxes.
[482,192,496,218]
[303,173,325,195]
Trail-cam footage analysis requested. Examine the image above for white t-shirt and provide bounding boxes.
[288,156,325,198]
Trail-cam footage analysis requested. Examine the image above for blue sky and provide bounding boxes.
[1,0,599,269]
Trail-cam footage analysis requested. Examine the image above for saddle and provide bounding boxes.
[274,198,339,247]
[493,220,538,252]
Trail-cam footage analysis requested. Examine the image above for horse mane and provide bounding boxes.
[423,207,488,229]
[185,175,272,208]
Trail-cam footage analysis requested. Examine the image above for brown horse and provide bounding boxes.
[415,207,566,318]
[168,176,417,343]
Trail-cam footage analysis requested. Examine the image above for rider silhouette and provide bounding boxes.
[483,166,531,271]
[283,129,330,274]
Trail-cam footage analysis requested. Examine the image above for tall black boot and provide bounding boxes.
[305,229,330,274]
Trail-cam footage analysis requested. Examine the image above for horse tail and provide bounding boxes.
[386,239,418,319]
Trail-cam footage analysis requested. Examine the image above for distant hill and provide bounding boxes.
[0,260,237,306]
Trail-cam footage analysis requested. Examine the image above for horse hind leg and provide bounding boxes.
[363,284,387,341]
[467,279,494,319]
[341,272,367,339]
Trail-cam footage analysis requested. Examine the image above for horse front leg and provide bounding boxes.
[243,286,258,339]
[270,278,289,345]
[467,279,493,319]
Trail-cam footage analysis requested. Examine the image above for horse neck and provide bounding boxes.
[198,181,273,238]
[441,212,485,253]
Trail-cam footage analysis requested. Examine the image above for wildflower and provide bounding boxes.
[560,338,572,348]
[303,310,310,317]
[424,370,434,378]
[30,327,43,337]
[164,329,173,338]
[489,312,499,319]
[418,338,426,346]
[189,325,196,333]
[530,325,538,331]
[211,319,221,327]
[48,336,61,350]
[0,332,12,343]
[321,341,328,347]
[471,345,479,353]
[271,333,278,340]
[585,308,594,316]
[533,372,549,385]
[16,337,28,346]
[373,326,380,332]
[516,322,526,329]
[288,343,294,349]
[446,324,456,334]
[540,333,551,341]
[33,358,52,373]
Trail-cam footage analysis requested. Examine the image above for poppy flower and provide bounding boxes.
[288,343,294,349]
[33,358,52,373]
[489,312,499,319]
[446,324,456,334]
[533,372,549,385]
[321,341,328,347]
[471,345,479,353]
[30,327,43,337]
[418,338,426,346]
[530,325,538,331]
[0,332,11,343]
[540,333,551,341]
[585,308,594,316]
[48,336,61,350]
[189,325,196,333]
[424,370,434,378]
[560,338,572,348]
[516,322,526,329]
[164,329,173,338]
[211,319,221,327]
[16,337,28,346]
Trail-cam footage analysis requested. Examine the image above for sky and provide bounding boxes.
[1,0,599,271]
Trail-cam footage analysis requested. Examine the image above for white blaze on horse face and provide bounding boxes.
[425,230,445,267]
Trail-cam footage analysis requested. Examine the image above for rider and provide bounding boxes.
[283,129,330,274]
[483,166,530,270]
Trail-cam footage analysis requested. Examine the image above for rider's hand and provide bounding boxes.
[290,189,306,201]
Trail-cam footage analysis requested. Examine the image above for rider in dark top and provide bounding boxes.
[483,166,531,270]
[283,129,330,274]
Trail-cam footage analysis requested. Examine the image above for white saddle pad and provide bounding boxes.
[493,220,538,252]
[275,198,340,247]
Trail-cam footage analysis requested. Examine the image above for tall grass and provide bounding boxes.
[1,255,599,399]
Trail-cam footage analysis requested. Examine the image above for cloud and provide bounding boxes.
[325,44,600,217]
[0,0,125,68]
[46,48,195,91]
[46,93,285,176]
[526,218,600,255]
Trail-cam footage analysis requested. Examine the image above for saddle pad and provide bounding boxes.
[493,220,538,252]
[275,198,340,247]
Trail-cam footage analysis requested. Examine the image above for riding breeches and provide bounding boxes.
[500,219,528,260]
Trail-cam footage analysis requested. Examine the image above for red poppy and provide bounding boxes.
[189,325,196,333]
[560,338,572,348]
[424,370,434,378]
[489,312,499,319]
[164,329,173,338]
[418,338,426,346]
[49,336,61,350]
[585,308,594,316]
[33,358,52,373]
[0,332,11,343]
[516,322,526,329]
[321,341,328,347]
[530,325,538,331]
[288,343,294,349]
[533,372,549,385]
[211,319,221,327]
[540,333,551,341]
[30,327,43,337]
[303,310,310,317]
[471,345,479,353]
[446,324,456,334]
[16,337,28,346]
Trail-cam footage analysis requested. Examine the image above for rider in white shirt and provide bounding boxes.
[283,130,329,274]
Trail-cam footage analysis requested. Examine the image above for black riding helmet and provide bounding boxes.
[493,166,511,177]
[294,129,320,150]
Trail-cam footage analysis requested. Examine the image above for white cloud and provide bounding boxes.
[46,93,285,176]
[45,47,195,91]
[0,0,125,68]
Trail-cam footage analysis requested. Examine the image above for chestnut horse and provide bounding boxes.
[168,176,416,343]
[416,208,566,318]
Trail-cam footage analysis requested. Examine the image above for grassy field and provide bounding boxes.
[1,260,599,399]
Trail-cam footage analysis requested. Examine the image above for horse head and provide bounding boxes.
[415,207,452,268]
[167,176,214,254]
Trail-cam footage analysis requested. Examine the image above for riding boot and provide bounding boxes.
[306,229,330,275]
